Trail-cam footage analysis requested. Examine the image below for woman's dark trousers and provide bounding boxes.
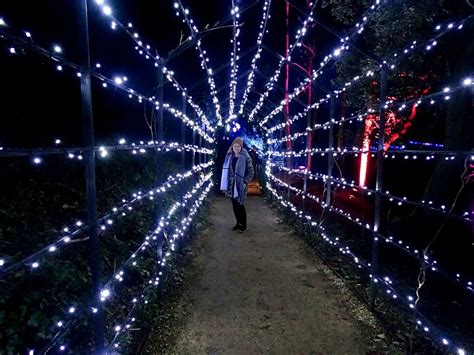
[231,198,247,227]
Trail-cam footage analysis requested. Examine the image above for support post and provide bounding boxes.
[156,65,165,277]
[77,0,104,351]
[370,64,388,308]
[192,118,196,167]
[198,129,203,165]
[325,94,335,208]
[181,95,186,169]
[302,101,312,214]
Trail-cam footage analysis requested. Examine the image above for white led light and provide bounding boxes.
[100,289,111,300]
[102,5,112,16]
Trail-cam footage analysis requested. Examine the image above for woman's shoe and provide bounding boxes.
[231,224,241,231]
[238,225,248,233]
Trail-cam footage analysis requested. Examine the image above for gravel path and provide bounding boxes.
[144,195,392,354]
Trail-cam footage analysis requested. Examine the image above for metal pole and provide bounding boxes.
[192,119,196,167]
[179,96,186,249]
[302,103,312,214]
[156,66,165,275]
[204,124,207,166]
[198,127,203,165]
[370,64,388,307]
[326,94,335,208]
[181,95,186,169]
[77,0,104,351]
[157,69,164,184]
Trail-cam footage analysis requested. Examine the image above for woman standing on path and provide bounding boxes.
[220,137,254,232]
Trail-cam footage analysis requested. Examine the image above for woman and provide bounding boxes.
[220,137,254,232]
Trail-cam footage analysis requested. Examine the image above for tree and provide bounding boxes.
[321,0,473,201]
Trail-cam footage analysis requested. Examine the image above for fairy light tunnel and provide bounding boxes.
[0,0,473,353]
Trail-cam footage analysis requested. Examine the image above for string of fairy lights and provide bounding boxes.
[100,174,213,304]
[0,161,213,278]
[174,1,223,125]
[267,143,474,162]
[246,1,317,122]
[237,0,272,117]
[264,70,472,138]
[0,24,215,143]
[261,13,473,135]
[266,163,473,294]
[39,175,213,354]
[91,0,215,132]
[0,7,217,353]
[265,81,473,164]
[0,140,213,166]
[226,1,241,123]
[260,4,473,352]
[256,0,386,127]
[265,177,469,355]
[267,160,472,222]
[2,0,473,352]
[108,180,213,352]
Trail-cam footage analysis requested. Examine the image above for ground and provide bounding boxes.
[143,195,401,354]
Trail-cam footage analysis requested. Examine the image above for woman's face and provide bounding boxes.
[232,143,242,155]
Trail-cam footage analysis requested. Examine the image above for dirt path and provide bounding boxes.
[144,196,394,354]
